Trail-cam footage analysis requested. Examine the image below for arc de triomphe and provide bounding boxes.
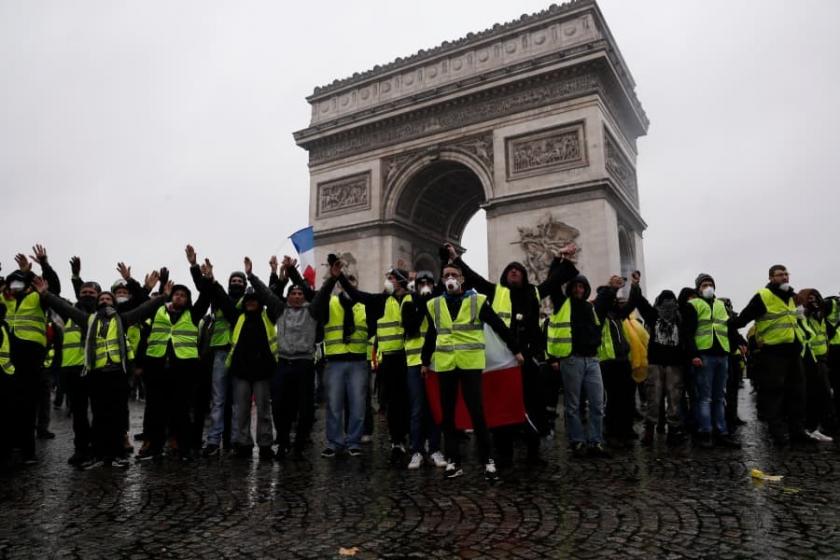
[294,0,648,288]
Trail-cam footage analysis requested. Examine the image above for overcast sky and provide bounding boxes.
[2,1,839,310]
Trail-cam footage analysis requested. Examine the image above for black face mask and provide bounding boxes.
[78,296,97,313]
[228,285,245,300]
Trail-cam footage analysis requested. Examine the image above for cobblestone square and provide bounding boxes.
[1,386,839,559]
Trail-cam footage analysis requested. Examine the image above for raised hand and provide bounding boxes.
[15,254,31,273]
[163,281,174,297]
[269,255,279,274]
[631,270,641,285]
[31,276,48,295]
[201,258,214,281]
[70,256,81,277]
[30,244,48,266]
[244,257,253,275]
[444,243,458,261]
[144,270,160,290]
[185,245,197,266]
[329,258,344,278]
[159,267,170,287]
[116,262,132,281]
[608,275,625,290]
[557,242,578,258]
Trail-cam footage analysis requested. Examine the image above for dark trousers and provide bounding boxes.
[439,369,492,465]
[11,348,43,458]
[804,357,837,434]
[756,351,806,440]
[144,360,200,452]
[64,366,90,452]
[601,359,636,438]
[380,352,409,445]
[0,374,13,459]
[88,369,129,459]
[725,355,743,428]
[36,367,52,432]
[272,359,316,451]
[828,347,840,423]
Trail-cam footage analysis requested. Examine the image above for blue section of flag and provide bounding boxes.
[289,226,314,254]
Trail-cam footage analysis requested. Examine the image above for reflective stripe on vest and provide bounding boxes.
[491,284,541,328]
[377,296,405,353]
[86,314,124,369]
[755,289,800,346]
[0,324,15,375]
[324,296,368,356]
[801,316,828,359]
[689,298,731,353]
[61,319,85,367]
[7,292,46,347]
[225,310,278,368]
[401,296,428,367]
[145,306,199,359]
[426,293,486,372]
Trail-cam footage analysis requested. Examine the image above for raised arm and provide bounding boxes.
[448,244,496,298]
[309,260,342,319]
[730,292,767,330]
[121,293,167,326]
[31,245,61,296]
[283,257,316,302]
[36,283,89,326]
[70,256,82,299]
[245,257,285,319]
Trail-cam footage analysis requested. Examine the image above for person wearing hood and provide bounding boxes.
[137,245,212,461]
[630,274,687,447]
[194,262,248,458]
[730,265,810,446]
[237,256,337,459]
[33,274,170,469]
[420,262,523,482]
[681,274,740,449]
[796,289,837,442]
[546,258,617,458]
[447,243,574,465]
[338,265,414,464]
[3,246,61,465]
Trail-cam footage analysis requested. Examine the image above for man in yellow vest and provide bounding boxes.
[3,246,61,465]
[682,273,740,449]
[339,266,413,465]
[420,262,523,482]
[447,243,572,466]
[34,275,170,469]
[137,245,213,461]
[731,265,811,446]
[796,289,837,442]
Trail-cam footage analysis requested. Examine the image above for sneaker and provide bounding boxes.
[111,457,130,469]
[484,459,499,482]
[430,451,448,468]
[347,447,362,457]
[258,446,274,460]
[83,457,104,470]
[201,444,221,457]
[588,443,611,458]
[808,430,834,443]
[390,443,406,465]
[321,447,336,459]
[136,446,162,461]
[407,452,423,470]
[36,430,55,440]
[361,434,373,444]
[444,462,463,479]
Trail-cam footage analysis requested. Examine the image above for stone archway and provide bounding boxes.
[295,1,649,290]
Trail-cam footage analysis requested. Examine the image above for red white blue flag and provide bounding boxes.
[289,226,316,287]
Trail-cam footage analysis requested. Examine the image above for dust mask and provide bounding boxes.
[444,278,460,293]
[383,279,395,295]
[701,286,715,299]
[9,281,25,292]
[419,285,433,296]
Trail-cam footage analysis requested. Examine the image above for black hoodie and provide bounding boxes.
[549,273,611,358]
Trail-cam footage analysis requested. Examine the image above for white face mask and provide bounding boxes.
[779,282,791,292]
[701,286,715,299]
[444,278,460,293]
[9,281,25,292]
[796,305,806,319]
[116,296,129,304]
[383,279,395,294]
[407,281,415,293]
[419,285,433,296]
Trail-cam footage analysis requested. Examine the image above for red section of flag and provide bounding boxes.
[425,366,525,430]
[302,265,316,288]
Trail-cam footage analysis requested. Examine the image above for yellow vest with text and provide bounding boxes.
[6,292,46,347]
[61,319,85,367]
[754,288,801,346]
[426,293,487,372]
[377,296,405,353]
[402,297,428,367]
[145,306,199,359]
[225,311,279,367]
[0,323,15,375]
[491,285,541,328]
[324,296,368,356]
[689,298,731,353]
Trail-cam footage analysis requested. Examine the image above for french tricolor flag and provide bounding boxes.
[289,226,316,288]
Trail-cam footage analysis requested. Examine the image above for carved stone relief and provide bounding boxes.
[506,122,586,179]
[515,213,581,283]
[317,172,371,217]
[604,127,638,202]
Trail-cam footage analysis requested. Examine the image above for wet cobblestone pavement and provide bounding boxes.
[2,384,840,559]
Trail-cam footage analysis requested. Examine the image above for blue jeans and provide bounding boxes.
[406,365,441,454]
[324,360,368,451]
[693,354,728,434]
[206,350,230,446]
[560,356,604,444]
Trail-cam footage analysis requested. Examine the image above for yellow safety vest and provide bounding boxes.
[324,296,368,356]
[0,323,15,375]
[491,284,541,328]
[547,299,600,359]
[828,300,840,346]
[401,297,428,367]
[5,292,46,347]
[145,306,199,359]
[596,320,615,361]
[85,314,133,370]
[754,288,800,346]
[61,319,85,368]
[225,311,278,367]
[689,298,731,353]
[210,298,242,348]
[377,295,405,353]
[800,316,828,360]
[426,293,487,372]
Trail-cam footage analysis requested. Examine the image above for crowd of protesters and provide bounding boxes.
[1,241,837,482]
